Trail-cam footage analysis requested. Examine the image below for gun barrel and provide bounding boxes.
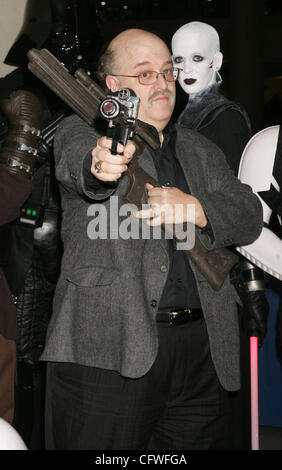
[27,49,103,126]
[27,48,41,63]
[27,48,160,150]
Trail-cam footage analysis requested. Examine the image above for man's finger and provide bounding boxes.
[146,215,162,226]
[97,136,126,154]
[133,208,155,219]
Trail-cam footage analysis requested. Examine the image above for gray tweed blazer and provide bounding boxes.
[41,115,263,391]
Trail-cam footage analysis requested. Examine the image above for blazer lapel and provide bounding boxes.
[174,126,201,197]
[138,145,159,181]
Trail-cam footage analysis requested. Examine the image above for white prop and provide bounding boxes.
[237,125,282,280]
[0,418,27,450]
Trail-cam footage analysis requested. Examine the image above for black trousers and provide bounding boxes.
[45,318,230,450]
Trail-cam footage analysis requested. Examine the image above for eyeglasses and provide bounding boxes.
[111,68,179,85]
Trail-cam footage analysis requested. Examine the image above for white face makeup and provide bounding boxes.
[171,22,223,97]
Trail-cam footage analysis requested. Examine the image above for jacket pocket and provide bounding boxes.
[66,265,120,287]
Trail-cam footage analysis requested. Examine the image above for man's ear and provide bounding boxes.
[106,75,120,92]
[212,51,223,71]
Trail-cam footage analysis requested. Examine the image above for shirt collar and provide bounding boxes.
[137,119,175,149]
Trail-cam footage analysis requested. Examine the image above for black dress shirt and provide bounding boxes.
[147,123,201,308]
[83,122,203,308]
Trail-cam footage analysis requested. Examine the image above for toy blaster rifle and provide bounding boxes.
[27,48,238,290]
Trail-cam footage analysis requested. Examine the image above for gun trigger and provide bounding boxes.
[144,185,148,201]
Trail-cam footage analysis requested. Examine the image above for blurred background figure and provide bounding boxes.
[0,88,42,427]
[237,123,282,448]
[1,0,103,449]
[171,21,269,449]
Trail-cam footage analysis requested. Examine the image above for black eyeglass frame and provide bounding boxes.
[110,68,180,85]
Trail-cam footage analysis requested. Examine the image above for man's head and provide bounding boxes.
[97,29,176,133]
[171,22,223,98]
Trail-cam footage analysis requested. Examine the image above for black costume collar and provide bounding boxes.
[178,83,251,133]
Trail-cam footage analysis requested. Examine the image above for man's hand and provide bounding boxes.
[135,183,207,227]
[91,136,136,182]
[243,290,269,343]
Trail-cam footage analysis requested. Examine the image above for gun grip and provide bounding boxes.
[108,125,125,155]
[111,139,118,155]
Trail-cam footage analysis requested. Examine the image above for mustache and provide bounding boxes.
[148,90,174,104]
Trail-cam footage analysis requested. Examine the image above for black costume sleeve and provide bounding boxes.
[0,167,32,224]
[200,109,251,175]
[83,151,117,193]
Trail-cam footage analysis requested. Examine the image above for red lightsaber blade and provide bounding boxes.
[250,336,259,450]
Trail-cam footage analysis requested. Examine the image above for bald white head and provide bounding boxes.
[171,21,223,98]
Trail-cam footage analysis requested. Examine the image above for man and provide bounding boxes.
[238,124,282,435]
[42,28,263,450]
[171,22,269,448]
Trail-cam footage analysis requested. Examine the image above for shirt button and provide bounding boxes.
[151,300,157,308]
[160,265,168,273]
[164,181,171,186]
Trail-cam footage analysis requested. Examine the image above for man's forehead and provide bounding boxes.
[116,35,171,68]
[133,58,172,70]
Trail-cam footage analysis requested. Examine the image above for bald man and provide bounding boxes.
[42,28,263,450]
